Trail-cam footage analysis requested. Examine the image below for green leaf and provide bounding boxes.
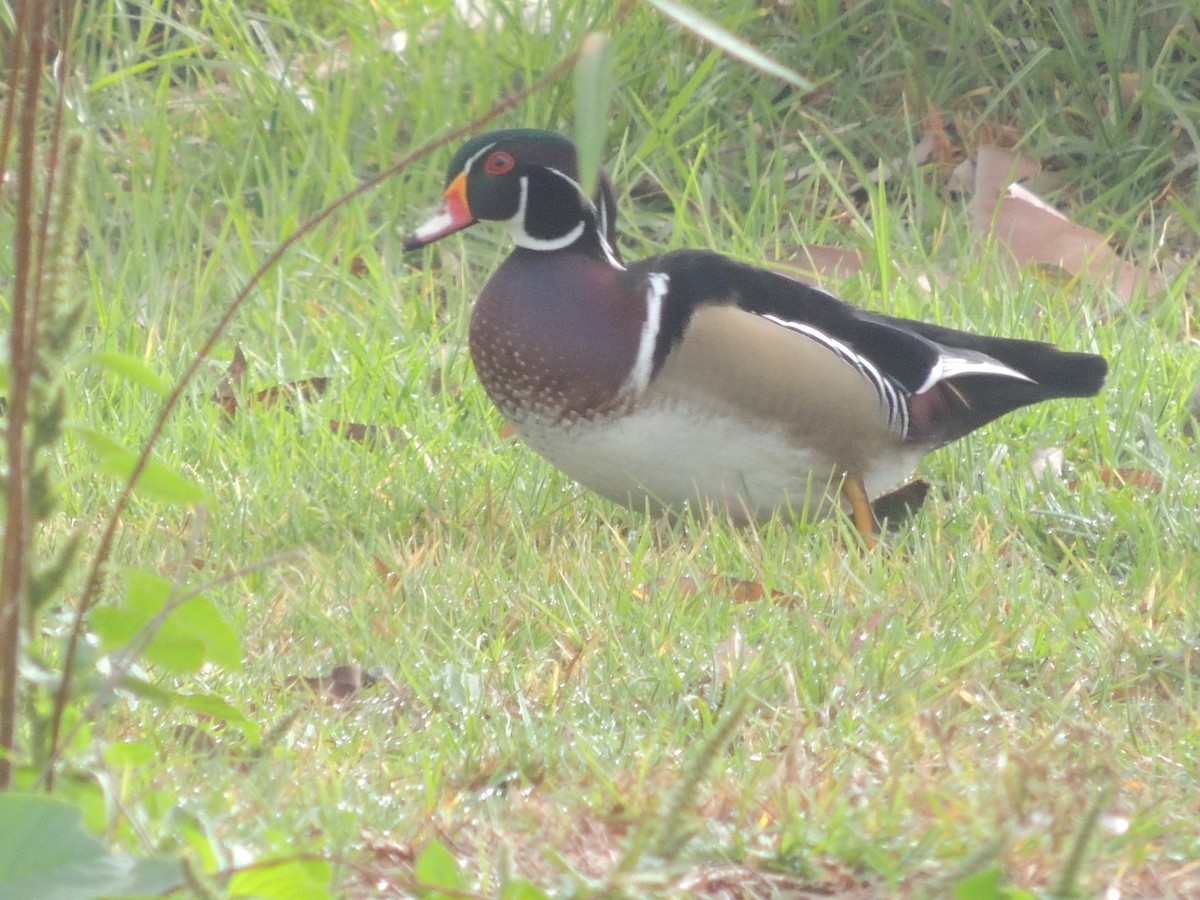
[228,858,333,899]
[75,427,205,504]
[173,691,262,744]
[414,840,464,895]
[573,32,615,199]
[91,569,242,674]
[953,866,1003,900]
[643,0,815,92]
[91,350,171,397]
[0,793,183,899]
[502,879,551,900]
[119,678,262,744]
[103,740,158,768]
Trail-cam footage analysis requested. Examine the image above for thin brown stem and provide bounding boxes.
[1,0,47,791]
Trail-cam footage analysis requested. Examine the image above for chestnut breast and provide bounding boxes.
[468,248,647,425]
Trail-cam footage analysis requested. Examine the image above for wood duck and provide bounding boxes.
[405,128,1107,540]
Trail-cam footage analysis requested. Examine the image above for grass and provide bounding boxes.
[7,0,1200,895]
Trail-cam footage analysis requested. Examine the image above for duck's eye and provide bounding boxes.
[483,150,515,176]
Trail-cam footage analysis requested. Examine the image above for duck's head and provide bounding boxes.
[404,128,619,260]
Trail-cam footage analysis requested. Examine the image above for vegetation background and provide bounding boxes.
[2,0,1198,896]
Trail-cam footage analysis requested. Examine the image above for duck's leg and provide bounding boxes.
[841,473,879,549]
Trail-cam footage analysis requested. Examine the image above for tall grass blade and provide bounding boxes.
[574,32,615,199]
[644,0,814,92]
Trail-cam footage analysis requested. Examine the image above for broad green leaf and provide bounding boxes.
[173,691,262,744]
[573,32,615,199]
[103,740,157,768]
[91,569,242,674]
[119,678,262,744]
[502,880,551,900]
[228,858,332,900]
[91,350,171,397]
[0,793,183,899]
[953,866,1003,900]
[414,840,464,895]
[644,0,814,92]
[75,427,205,504]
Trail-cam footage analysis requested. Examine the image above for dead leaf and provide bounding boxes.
[972,145,1162,305]
[1029,447,1066,481]
[211,344,248,416]
[708,575,794,607]
[769,244,867,281]
[712,628,755,688]
[1097,467,1163,492]
[328,420,406,447]
[870,479,930,524]
[210,348,329,416]
[921,102,960,172]
[373,554,403,594]
[285,664,379,701]
[251,376,329,410]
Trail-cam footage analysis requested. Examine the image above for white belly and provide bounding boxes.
[514,400,922,524]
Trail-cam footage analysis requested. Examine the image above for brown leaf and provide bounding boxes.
[210,348,330,418]
[285,664,378,701]
[372,554,403,594]
[250,376,330,410]
[1097,467,1163,492]
[921,102,960,172]
[768,244,866,281]
[972,145,1162,305]
[707,575,794,607]
[329,420,406,447]
[870,479,931,524]
[211,344,248,416]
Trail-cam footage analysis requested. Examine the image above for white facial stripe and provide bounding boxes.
[462,141,497,175]
[620,273,668,398]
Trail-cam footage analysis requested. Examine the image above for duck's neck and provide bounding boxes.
[504,167,623,268]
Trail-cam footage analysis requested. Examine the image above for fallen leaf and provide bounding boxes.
[708,575,794,607]
[972,145,1162,305]
[372,554,404,595]
[1097,467,1163,492]
[1028,447,1066,481]
[769,244,866,281]
[328,420,406,447]
[285,664,379,701]
[211,345,248,416]
[712,628,755,688]
[870,479,930,524]
[920,102,960,172]
[251,376,329,410]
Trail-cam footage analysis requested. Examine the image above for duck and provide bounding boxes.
[404,128,1107,541]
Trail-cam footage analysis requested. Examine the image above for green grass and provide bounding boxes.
[8,0,1200,895]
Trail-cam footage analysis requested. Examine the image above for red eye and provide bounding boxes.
[483,150,515,176]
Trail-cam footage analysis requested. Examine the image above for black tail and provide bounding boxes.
[900,321,1108,447]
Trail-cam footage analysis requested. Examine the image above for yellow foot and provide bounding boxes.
[842,473,879,550]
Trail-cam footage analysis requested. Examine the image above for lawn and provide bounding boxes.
[4,0,1200,896]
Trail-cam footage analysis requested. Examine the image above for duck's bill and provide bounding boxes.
[403,172,474,250]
